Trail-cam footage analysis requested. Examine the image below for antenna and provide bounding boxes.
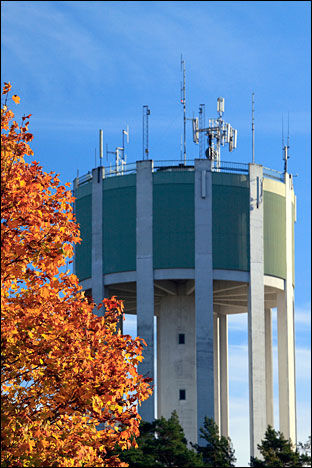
[282,112,290,173]
[180,135,183,161]
[192,117,199,144]
[181,54,186,165]
[252,93,255,164]
[99,129,103,167]
[143,105,151,160]
[199,104,205,158]
[122,126,129,162]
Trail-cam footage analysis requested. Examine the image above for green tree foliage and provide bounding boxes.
[250,426,311,467]
[191,417,236,467]
[298,436,311,463]
[118,411,205,467]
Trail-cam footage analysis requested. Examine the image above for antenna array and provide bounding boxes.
[192,97,238,169]
[106,126,129,175]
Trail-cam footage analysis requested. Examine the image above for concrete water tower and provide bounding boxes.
[73,99,297,458]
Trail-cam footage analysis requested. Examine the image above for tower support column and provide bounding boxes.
[195,159,214,443]
[265,308,274,427]
[219,313,229,438]
[92,167,105,314]
[277,172,296,444]
[136,160,155,422]
[213,313,220,428]
[248,164,267,457]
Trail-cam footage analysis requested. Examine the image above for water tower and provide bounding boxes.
[73,97,296,458]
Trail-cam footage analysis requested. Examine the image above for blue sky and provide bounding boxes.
[2,1,310,465]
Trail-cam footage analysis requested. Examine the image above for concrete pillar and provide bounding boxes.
[248,164,267,457]
[157,295,197,445]
[136,160,155,422]
[194,159,214,443]
[219,313,229,438]
[277,290,296,443]
[92,167,105,315]
[277,174,296,444]
[213,313,220,429]
[265,308,274,427]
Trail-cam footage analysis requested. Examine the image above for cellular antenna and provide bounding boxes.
[252,93,255,164]
[181,54,186,165]
[143,105,151,160]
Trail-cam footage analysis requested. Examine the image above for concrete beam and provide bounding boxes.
[154,280,177,296]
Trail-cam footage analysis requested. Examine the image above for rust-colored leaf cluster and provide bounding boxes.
[1,84,152,467]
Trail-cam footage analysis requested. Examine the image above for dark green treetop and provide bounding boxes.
[250,426,311,467]
[191,417,236,467]
[117,410,205,467]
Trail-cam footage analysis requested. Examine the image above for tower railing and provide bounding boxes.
[75,159,285,187]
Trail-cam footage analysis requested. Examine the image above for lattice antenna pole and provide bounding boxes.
[252,93,255,164]
[181,55,186,165]
[283,112,290,173]
[143,105,151,160]
[199,104,205,158]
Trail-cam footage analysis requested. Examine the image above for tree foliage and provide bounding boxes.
[250,426,311,467]
[1,83,152,467]
[191,417,236,467]
[118,411,204,467]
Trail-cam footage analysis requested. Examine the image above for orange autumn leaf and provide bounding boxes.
[1,84,153,468]
[12,94,20,104]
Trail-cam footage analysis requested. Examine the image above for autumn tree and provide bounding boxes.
[1,83,152,467]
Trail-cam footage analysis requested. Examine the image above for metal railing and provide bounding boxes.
[75,159,285,187]
[263,166,285,182]
[213,160,249,173]
[77,172,92,186]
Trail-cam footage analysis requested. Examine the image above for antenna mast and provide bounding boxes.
[282,113,290,173]
[99,129,103,167]
[199,104,205,158]
[181,55,186,165]
[252,93,255,164]
[143,105,151,160]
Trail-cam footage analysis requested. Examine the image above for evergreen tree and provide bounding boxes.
[118,411,205,467]
[192,417,236,467]
[250,426,311,467]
